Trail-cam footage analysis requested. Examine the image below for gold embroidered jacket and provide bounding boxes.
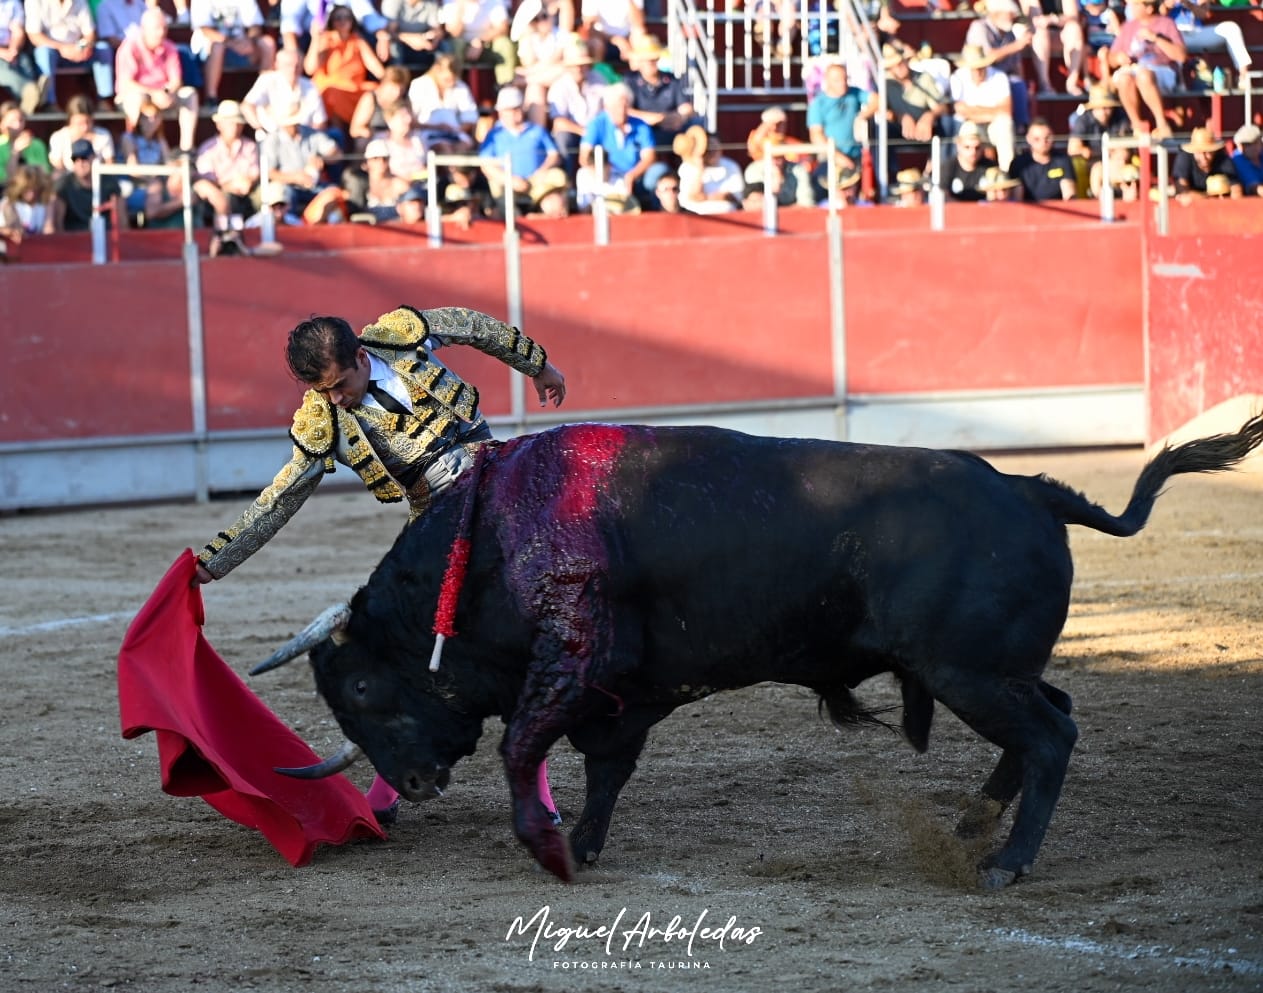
[197,305,547,579]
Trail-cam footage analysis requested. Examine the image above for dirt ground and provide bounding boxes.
[1,442,1261,993]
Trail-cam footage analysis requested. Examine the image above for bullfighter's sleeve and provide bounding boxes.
[196,447,327,579]
[362,306,548,378]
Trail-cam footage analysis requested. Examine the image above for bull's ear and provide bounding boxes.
[252,603,352,675]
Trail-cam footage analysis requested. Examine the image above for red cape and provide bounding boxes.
[117,550,385,866]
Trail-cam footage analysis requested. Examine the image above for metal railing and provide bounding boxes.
[90,159,196,263]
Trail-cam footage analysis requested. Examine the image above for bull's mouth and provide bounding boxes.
[400,766,450,802]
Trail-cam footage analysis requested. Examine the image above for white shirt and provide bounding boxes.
[678,155,743,214]
[94,0,145,41]
[365,352,414,412]
[580,0,642,38]
[243,72,328,132]
[0,0,25,47]
[949,66,1011,113]
[408,72,478,131]
[546,70,605,126]
[439,0,507,42]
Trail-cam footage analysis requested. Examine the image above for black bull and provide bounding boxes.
[260,418,1263,887]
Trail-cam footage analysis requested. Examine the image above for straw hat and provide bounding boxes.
[1181,127,1224,153]
[979,166,1021,192]
[891,168,925,195]
[628,34,664,63]
[562,37,593,66]
[529,166,570,205]
[211,99,246,124]
[836,167,861,190]
[672,124,709,160]
[1204,173,1231,197]
[1084,85,1119,111]
[955,44,995,71]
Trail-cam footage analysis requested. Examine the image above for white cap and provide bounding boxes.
[495,87,525,111]
[364,139,390,159]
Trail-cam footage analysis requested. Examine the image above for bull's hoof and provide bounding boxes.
[978,865,1017,890]
[373,800,401,827]
[531,826,577,883]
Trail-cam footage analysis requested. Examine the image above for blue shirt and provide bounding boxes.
[806,86,866,160]
[581,113,656,179]
[478,122,559,179]
[1231,150,1263,191]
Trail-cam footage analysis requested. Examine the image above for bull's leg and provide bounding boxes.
[956,681,1073,839]
[935,677,1078,888]
[566,708,667,867]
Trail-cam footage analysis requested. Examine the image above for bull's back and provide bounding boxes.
[570,425,1075,690]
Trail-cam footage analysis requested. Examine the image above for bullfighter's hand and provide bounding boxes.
[533,362,566,407]
[192,563,215,586]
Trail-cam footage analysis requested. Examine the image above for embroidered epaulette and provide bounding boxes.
[359,306,429,349]
[290,390,336,457]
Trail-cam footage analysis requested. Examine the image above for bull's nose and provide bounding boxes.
[402,766,448,801]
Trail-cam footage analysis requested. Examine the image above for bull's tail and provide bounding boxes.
[1020,411,1263,537]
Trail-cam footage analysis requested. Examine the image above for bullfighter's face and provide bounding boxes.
[309,637,484,802]
[310,347,371,410]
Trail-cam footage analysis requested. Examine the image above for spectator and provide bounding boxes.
[964,0,1032,128]
[1022,0,1086,96]
[442,0,516,86]
[375,99,429,181]
[25,0,115,107]
[890,167,926,206]
[1107,0,1185,140]
[673,126,742,214]
[94,0,146,49]
[1172,125,1241,200]
[54,136,127,231]
[349,63,410,152]
[744,104,811,208]
[441,161,491,223]
[47,94,115,172]
[193,98,261,227]
[1203,172,1231,197]
[245,184,301,227]
[379,0,444,73]
[940,120,993,201]
[1008,117,1077,199]
[525,165,569,216]
[513,0,571,127]
[979,165,1023,200]
[347,137,410,219]
[242,45,327,136]
[1230,123,1263,195]
[880,41,950,145]
[115,8,200,153]
[477,84,565,211]
[0,0,42,112]
[623,33,694,144]
[279,0,387,55]
[190,0,278,106]
[806,61,878,197]
[409,52,478,152]
[580,0,643,66]
[546,35,604,174]
[576,80,654,210]
[1082,0,1123,70]
[259,101,342,218]
[1161,0,1251,89]
[393,180,425,222]
[949,44,1016,171]
[0,100,50,181]
[304,4,386,132]
[0,161,55,239]
[1067,83,1127,195]
[652,169,686,212]
[120,97,187,227]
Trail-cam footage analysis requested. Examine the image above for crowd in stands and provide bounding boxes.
[0,0,1259,250]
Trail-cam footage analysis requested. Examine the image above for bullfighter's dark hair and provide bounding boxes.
[286,316,360,383]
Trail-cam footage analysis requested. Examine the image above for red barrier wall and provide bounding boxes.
[39,196,1263,459]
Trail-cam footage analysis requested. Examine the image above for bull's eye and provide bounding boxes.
[353,678,369,697]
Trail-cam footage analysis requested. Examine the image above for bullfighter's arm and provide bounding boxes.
[363,306,565,406]
[196,447,327,579]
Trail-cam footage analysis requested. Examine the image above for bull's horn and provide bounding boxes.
[274,740,363,779]
[251,603,351,676]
